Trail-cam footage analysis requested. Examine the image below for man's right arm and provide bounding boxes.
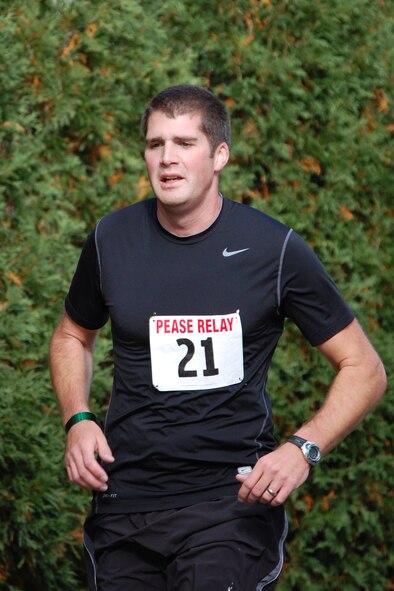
[49,312,114,491]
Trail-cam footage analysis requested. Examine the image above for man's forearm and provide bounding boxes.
[49,313,113,491]
[296,321,386,454]
[49,313,97,425]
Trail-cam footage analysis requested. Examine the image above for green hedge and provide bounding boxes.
[0,1,393,589]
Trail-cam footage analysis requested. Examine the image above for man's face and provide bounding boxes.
[144,110,228,215]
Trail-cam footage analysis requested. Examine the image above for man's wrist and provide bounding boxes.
[287,435,322,465]
[65,411,97,434]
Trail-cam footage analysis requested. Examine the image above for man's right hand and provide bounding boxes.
[64,421,115,491]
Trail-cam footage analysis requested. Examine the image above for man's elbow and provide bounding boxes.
[369,354,387,405]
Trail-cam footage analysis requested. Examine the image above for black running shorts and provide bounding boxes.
[84,496,287,591]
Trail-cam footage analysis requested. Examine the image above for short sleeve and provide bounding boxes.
[278,231,354,346]
[65,229,109,330]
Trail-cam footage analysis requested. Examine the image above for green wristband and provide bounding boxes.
[65,411,97,434]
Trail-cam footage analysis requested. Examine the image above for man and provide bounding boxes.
[49,85,386,591]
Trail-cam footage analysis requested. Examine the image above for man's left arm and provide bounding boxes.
[236,319,387,505]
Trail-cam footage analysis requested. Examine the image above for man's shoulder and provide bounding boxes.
[223,197,291,235]
[96,199,154,234]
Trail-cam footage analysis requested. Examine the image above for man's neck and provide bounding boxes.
[156,193,223,237]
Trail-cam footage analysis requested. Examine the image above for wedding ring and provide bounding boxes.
[266,487,277,497]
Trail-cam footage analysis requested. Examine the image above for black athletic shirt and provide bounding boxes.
[65,197,354,512]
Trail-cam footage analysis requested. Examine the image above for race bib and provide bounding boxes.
[149,312,244,391]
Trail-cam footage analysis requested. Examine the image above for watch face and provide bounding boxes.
[305,442,321,463]
[308,446,320,460]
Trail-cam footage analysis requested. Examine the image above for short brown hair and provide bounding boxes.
[141,84,231,154]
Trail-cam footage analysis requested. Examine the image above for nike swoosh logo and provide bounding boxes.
[223,247,250,257]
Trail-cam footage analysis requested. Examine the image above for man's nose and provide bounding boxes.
[160,142,178,166]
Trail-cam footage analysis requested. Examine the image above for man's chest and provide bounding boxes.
[100,239,280,346]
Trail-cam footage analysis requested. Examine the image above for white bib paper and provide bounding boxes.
[149,312,244,391]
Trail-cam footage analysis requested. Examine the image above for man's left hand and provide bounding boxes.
[236,443,311,505]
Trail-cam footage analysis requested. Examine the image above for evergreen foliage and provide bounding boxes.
[1,1,392,589]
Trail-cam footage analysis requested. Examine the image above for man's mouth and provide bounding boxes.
[160,174,184,184]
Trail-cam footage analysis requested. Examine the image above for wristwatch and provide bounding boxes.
[287,435,321,465]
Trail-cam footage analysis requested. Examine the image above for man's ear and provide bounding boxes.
[214,142,230,172]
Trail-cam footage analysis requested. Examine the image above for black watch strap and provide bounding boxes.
[288,435,307,447]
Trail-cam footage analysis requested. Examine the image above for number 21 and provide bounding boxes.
[177,337,219,378]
